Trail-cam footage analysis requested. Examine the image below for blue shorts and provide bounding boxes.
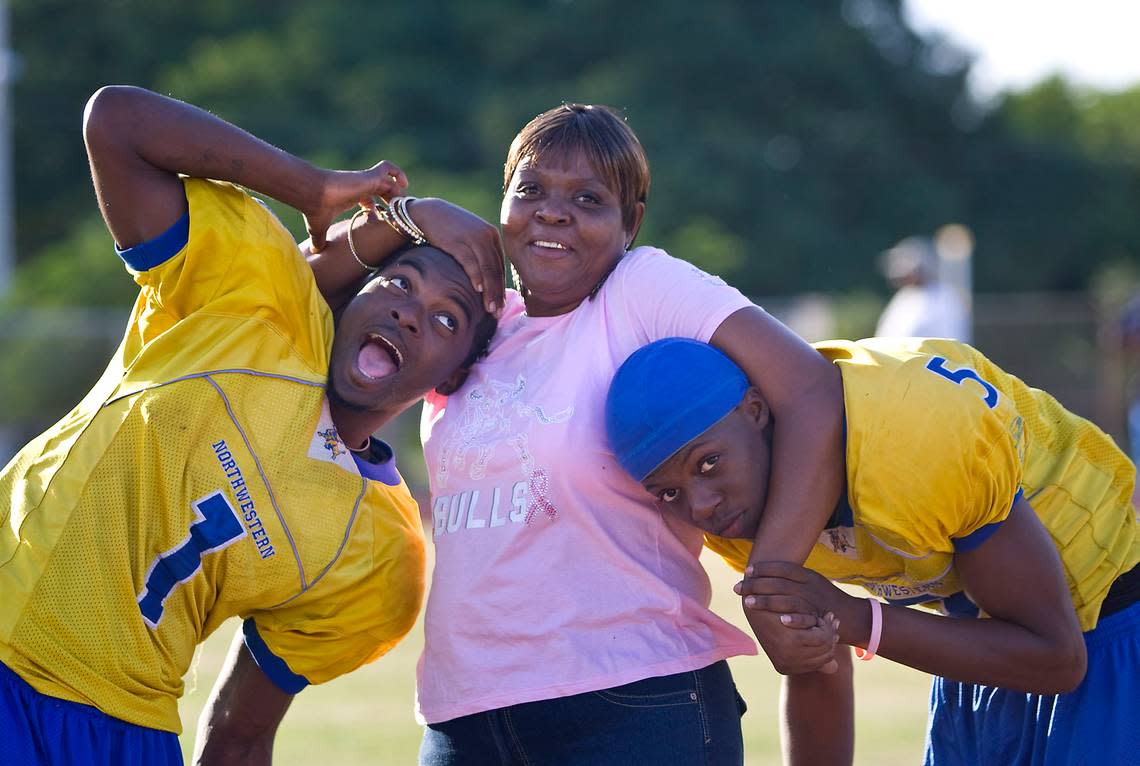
[420,660,747,766]
[0,660,182,766]
[924,599,1140,766]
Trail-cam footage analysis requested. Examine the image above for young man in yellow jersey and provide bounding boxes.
[0,86,504,765]
[606,337,1139,766]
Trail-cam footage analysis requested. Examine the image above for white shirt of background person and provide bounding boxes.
[874,236,970,343]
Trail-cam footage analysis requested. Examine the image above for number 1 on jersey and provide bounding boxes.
[138,491,245,628]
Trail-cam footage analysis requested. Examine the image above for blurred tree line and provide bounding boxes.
[2,0,1139,445]
[5,0,1138,308]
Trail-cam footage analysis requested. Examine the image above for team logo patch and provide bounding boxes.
[317,427,347,458]
[307,400,360,476]
[818,525,858,558]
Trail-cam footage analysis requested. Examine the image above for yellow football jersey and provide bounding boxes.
[0,179,425,733]
[706,338,1138,632]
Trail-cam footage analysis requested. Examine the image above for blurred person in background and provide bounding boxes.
[875,236,970,342]
[0,86,502,766]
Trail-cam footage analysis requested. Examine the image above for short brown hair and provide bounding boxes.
[503,104,650,233]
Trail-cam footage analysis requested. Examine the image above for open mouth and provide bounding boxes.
[532,239,570,252]
[356,332,404,380]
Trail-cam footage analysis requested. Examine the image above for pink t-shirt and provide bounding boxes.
[416,247,758,724]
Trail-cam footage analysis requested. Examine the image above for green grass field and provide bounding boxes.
[178,550,931,764]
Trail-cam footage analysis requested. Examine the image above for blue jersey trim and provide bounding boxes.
[942,591,980,617]
[825,416,852,530]
[824,491,854,529]
[115,211,190,271]
[351,438,402,487]
[884,593,939,607]
[881,591,980,617]
[952,521,1003,552]
[242,619,309,694]
[952,488,1023,552]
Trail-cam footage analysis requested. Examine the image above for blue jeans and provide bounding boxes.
[420,660,747,765]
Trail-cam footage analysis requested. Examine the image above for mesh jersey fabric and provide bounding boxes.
[0,178,425,732]
[706,338,1138,631]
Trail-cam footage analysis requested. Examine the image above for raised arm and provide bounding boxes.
[302,197,506,314]
[710,307,845,674]
[82,85,405,250]
[709,307,844,566]
[193,632,294,766]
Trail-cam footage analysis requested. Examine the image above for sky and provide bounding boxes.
[904,0,1140,97]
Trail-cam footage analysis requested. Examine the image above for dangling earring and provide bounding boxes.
[509,262,525,295]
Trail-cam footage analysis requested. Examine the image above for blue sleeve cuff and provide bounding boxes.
[242,619,310,694]
[941,591,980,617]
[952,488,1023,552]
[115,210,190,271]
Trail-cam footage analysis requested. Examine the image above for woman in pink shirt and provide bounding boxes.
[314,104,845,765]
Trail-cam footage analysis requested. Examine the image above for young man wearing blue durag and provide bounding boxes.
[605,336,1139,766]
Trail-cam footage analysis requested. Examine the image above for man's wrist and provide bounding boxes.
[302,164,336,216]
[838,594,872,647]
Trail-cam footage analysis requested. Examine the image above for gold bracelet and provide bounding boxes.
[346,207,376,271]
[377,199,414,243]
[400,198,429,244]
[387,196,429,246]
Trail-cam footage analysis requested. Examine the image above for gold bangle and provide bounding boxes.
[377,199,412,243]
[400,198,429,244]
[346,207,375,271]
[387,196,429,246]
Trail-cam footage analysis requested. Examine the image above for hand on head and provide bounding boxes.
[306,162,506,316]
[399,198,507,316]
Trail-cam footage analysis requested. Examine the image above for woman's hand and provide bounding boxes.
[305,162,409,252]
[407,197,506,314]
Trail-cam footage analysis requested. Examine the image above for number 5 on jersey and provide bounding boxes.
[925,356,1000,409]
[138,491,246,628]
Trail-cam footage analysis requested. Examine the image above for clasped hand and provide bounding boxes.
[734,561,853,675]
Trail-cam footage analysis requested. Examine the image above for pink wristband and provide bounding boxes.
[854,597,882,661]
